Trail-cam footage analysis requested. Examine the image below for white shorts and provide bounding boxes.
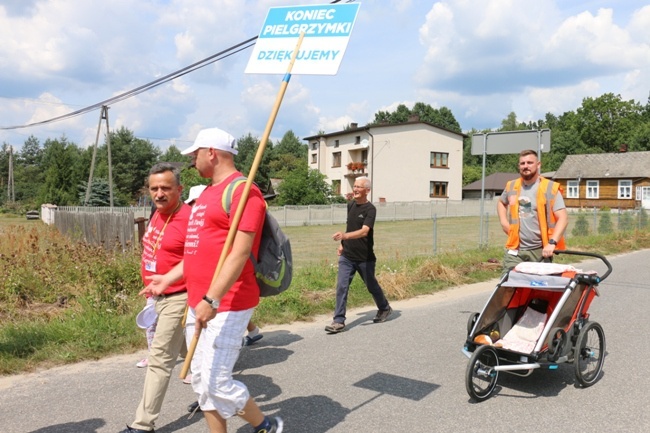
[185,307,254,418]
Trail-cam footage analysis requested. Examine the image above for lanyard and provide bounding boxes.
[149,202,181,257]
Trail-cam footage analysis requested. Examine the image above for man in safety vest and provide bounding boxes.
[497,149,568,272]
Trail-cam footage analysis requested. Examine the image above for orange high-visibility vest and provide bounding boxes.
[504,177,566,250]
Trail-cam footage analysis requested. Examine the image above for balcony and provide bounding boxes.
[345,161,367,178]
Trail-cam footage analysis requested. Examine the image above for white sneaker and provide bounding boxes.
[136,358,148,368]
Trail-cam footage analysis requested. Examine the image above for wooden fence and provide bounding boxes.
[54,210,138,250]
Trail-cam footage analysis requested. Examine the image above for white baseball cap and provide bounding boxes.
[181,127,238,155]
[136,301,158,329]
[185,184,207,204]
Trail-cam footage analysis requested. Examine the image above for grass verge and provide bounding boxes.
[1,220,649,376]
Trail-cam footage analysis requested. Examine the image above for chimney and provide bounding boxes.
[619,143,628,153]
[350,122,358,129]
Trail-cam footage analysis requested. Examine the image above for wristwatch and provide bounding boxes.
[202,295,219,309]
[548,239,557,246]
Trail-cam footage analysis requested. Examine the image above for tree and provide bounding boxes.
[370,102,461,133]
[159,145,189,164]
[499,112,529,131]
[276,164,333,205]
[39,137,84,205]
[234,133,273,193]
[14,135,44,205]
[575,93,642,153]
[78,178,125,206]
[269,130,307,178]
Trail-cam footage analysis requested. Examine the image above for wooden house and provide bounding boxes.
[553,150,650,210]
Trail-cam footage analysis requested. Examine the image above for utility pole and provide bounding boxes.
[84,105,114,207]
[7,145,15,203]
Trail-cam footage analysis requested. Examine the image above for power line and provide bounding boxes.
[0,0,355,132]
[0,36,257,131]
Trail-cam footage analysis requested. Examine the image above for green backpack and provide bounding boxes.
[223,177,292,297]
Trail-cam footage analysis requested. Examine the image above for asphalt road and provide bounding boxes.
[2,249,649,433]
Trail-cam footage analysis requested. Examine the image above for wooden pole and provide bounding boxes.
[180,33,305,380]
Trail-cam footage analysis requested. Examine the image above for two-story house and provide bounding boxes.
[303,119,465,202]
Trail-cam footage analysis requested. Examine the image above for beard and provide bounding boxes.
[520,170,536,181]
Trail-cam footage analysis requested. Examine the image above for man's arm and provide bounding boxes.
[497,199,509,235]
[332,225,370,241]
[194,230,255,327]
[140,260,184,296]
[551,208,568,242]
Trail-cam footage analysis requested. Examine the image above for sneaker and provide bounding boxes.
[187,401,202,413]
[373,306,393,323]
[258,416,283,433]
[324,321,345,333]
[244,334,264,346]
[135,358,148,368]
[119,425,154,433]
[182,373,192,384]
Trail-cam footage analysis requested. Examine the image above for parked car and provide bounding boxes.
[26,210,40,220]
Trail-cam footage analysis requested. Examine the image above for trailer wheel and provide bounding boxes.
[574,321,605,387]
[467,312,479,336]
[465,345,499,402]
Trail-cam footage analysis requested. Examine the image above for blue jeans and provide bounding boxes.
[333,255,390,323]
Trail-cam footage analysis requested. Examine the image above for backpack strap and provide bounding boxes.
[222,176,248,216]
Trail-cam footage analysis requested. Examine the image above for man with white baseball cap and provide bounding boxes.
[145,127,282,433]
[180,127,238,156]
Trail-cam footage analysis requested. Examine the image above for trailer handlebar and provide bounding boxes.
[553,250,613,283]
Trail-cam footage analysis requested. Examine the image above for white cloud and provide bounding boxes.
[1,1,648,151]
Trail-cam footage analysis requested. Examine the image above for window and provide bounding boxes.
[430,152,449,168]
[334,140,339,148]
[332,152,341,168]
[355,136,360,144]
[311,142,318,150]
[586,180,599,199]
[430,181,448,198]
[567,180,579,199]
[311,153,317,164]
[332,179,341,195]
[618,180,632,199]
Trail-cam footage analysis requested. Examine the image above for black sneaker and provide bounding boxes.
[119,426,154,433]
[244,334,264,346]
[267,416,284,433]
[324,322,345,333]
[373,306,393,323]
[187,401,202,413]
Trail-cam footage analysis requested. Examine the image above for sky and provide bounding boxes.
[1,0,649,153]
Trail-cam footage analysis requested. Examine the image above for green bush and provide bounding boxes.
[619,212,634,232]
[572,212,590,237]
[598,211,613,234]
[639,208,649,229]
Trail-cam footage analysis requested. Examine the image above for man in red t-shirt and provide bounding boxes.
[121,163,191,433]
[146,128,283,433]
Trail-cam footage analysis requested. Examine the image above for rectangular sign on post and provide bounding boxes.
[471,129,551,155]
[245,3,361,75]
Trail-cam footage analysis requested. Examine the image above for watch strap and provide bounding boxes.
[202,295,219,309]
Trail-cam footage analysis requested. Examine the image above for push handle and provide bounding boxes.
[553,250,613,282]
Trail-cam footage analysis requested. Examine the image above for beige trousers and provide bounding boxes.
[132,291,188,430]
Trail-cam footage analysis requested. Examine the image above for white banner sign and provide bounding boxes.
[245,3,361,75]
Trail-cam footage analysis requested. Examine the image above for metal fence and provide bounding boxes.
[267,199,495,227]
[51,202,648,256]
